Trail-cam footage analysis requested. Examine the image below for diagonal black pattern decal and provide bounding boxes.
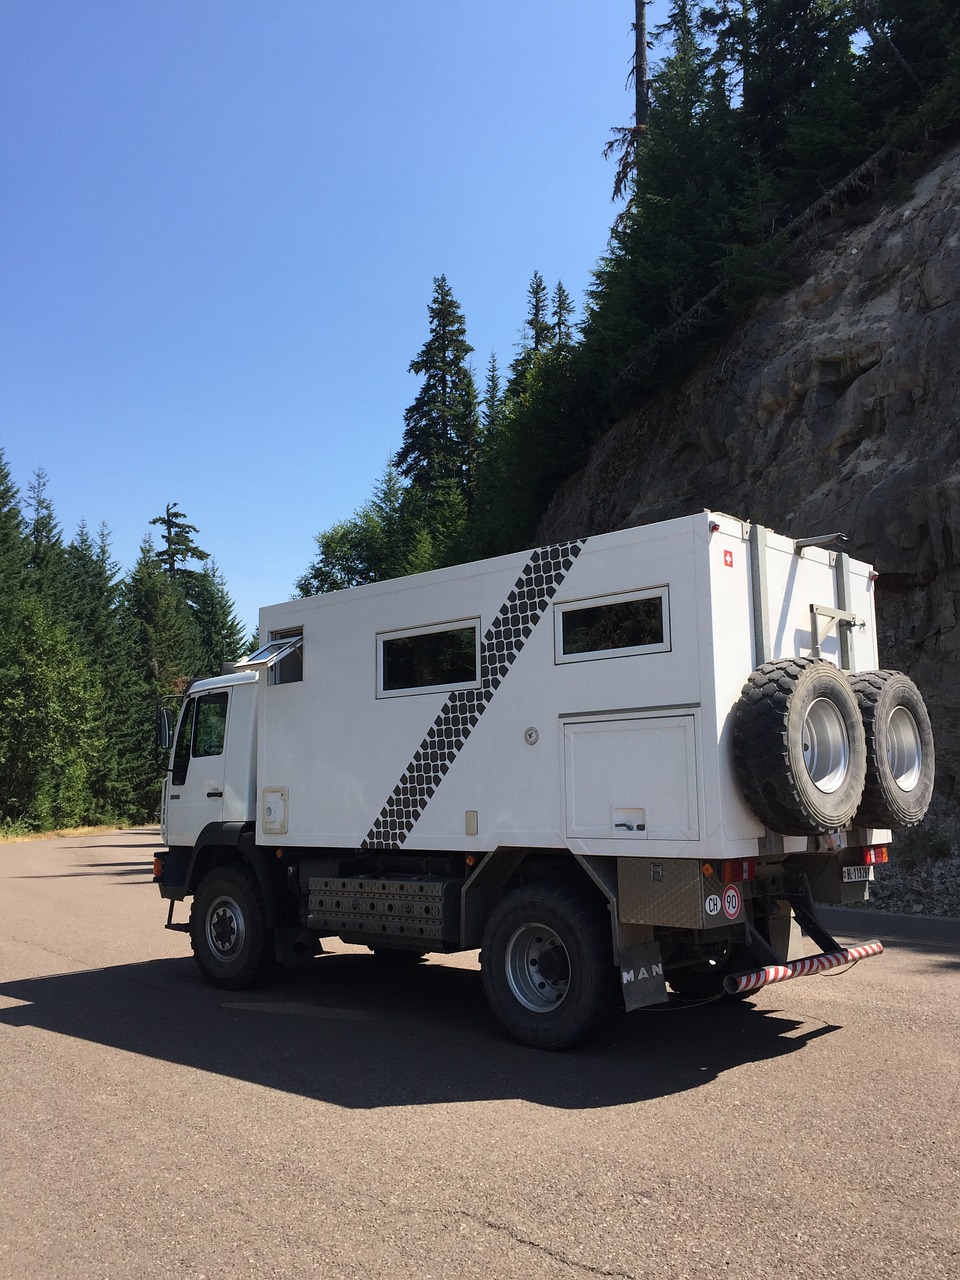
[362,540,584,849]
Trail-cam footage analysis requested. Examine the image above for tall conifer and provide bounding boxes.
[395,276,479,503]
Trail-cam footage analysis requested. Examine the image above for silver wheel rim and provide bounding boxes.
[887,706,922,792]
[206,894,246,962]
[802,697,850,794]
[504,922,570,1013]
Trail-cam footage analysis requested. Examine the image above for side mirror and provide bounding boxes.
[156,705,175,752]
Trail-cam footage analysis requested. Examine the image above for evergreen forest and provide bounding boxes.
[0,464,244,834]
[298,0,960,592]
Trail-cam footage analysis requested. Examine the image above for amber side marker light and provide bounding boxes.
[152,855,163,879]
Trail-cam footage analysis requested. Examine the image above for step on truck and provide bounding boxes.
[154,511,935,1049]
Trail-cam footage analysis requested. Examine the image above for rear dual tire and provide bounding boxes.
[849,670,935,829]
[734,659,934,834]
[733,658,867,835]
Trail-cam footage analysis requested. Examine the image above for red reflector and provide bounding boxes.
[722,858,756,884]
[152,855,163,878]
[864,846,889,865]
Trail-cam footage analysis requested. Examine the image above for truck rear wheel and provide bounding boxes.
[190,863,275,990]
[481,884,614,1051]
[733,657,867,835]
[848,670,935,829]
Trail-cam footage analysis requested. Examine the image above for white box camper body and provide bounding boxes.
[249,511,879,861]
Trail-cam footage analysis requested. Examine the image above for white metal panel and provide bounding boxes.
[563,715,700,840]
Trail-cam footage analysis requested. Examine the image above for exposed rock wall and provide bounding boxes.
[540,144,960,807]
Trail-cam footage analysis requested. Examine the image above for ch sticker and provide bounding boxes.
[704,893,722,917]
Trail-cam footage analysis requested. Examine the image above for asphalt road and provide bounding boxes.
[1,830,958,1280]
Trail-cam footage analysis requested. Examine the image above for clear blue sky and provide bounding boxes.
[1,1,667,633]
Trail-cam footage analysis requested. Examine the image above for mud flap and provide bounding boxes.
[619,942,669,1011]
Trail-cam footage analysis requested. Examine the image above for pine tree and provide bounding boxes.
[508,272,557,396]
[525,271,554,352]
[856,1,960,137]
[395,276,480,505]
[149,502,211,578]
[124,538,200,696]
[121,539,203,817]
[552,282,575,347]
[0,595,104,829]
[480,354,505,437]
[25,467,67,604]
[605,1,653,202]
[0,448,26,613]
[63,522,152,821]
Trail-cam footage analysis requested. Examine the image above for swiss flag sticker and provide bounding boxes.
[723,549,734,568]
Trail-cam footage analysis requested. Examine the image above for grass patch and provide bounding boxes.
[0,824,145,845]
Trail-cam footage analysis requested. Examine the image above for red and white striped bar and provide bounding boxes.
[723,940,884,995]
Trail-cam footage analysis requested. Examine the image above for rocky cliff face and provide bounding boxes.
[540,143,960,808]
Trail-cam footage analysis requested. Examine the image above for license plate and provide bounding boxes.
[842,865,875,883]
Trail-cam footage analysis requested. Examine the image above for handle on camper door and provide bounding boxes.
[207,789,223,799]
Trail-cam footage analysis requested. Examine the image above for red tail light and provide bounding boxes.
[864,846,889,865]
[722,858,756,884]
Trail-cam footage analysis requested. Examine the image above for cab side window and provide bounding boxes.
[171,699,196,787]
[193,693,228,757]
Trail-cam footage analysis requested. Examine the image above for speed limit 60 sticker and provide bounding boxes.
[722,885,742,920]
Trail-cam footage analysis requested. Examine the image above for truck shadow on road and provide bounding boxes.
[0,953,840,1110]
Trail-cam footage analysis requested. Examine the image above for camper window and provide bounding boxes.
[237,631,303,684]
[379,622,479,695]
[556,588,670,663]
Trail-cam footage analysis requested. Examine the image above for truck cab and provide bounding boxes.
[162,670,258,852]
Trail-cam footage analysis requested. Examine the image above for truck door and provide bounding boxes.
[164,691,229,848]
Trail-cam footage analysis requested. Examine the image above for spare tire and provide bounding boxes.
[733,657,867,835]
[848,670,935,829]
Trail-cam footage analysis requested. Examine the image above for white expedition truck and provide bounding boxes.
[155,511,935,1049]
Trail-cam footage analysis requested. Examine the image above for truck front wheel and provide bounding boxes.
[481,884,614,1050]
[190,864,275,990]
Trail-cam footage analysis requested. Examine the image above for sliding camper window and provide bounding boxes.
[555,587,670,663]
[379,621,479,696]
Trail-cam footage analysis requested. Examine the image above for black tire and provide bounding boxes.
[190,863,275,990]
[848,670,935,829]
[733,657,867,835]
[480,884,615,1051]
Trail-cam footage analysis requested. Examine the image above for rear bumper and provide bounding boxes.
[724,940,884,994]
